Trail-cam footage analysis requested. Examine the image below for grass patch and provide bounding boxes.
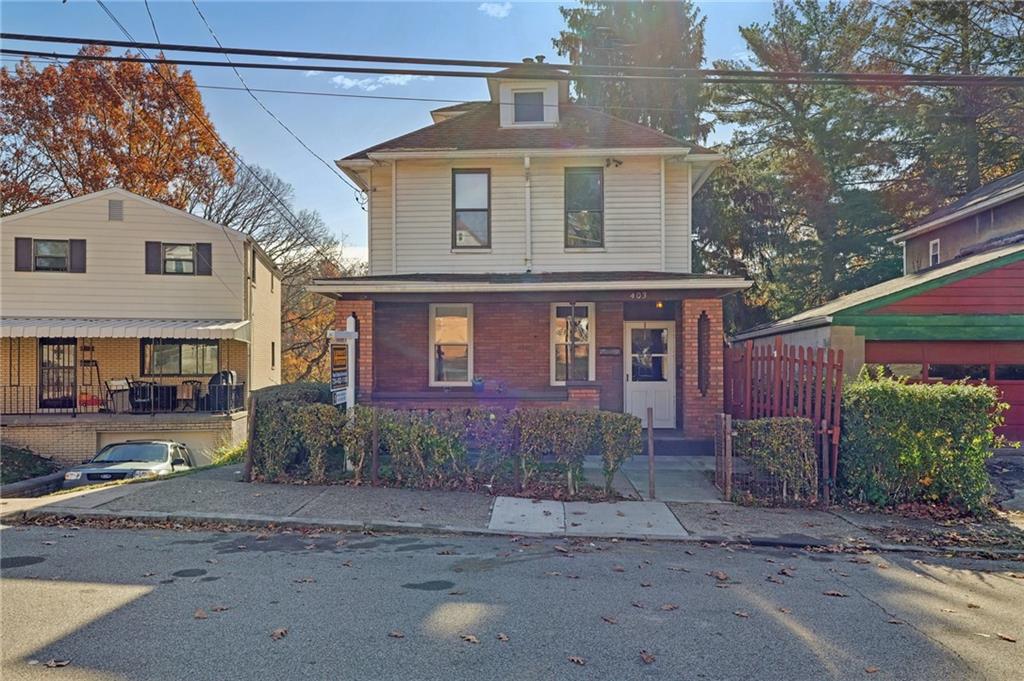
[1,445,61,485]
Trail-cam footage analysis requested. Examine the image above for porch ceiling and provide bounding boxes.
[0,317,250,341]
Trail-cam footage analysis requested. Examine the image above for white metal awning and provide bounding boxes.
[0,317,250,341]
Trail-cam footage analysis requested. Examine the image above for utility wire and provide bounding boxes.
[143,0,161,44]
[91,0,346,266]
[5,31,1024,87]
[3,34,1023,88]
[187,0,364,202]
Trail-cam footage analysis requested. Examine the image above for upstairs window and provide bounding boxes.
[452,170,490,249]
[163,244,196,274]
[564,167,604,248]
[551,303,595,384]
[929,238,941,267]
[33,240,69,272]
[513,91,545,123]
[430,304,473,386]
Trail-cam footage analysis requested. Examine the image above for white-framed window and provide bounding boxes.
[163,243,196,274]
[429,303,473,386]
[513,91,545,123]
[929,238,941,267]
[550,303,595,385]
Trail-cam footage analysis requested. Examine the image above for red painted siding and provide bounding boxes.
[873,260,1024,315]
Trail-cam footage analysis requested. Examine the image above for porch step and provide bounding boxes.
[652,431,713,457]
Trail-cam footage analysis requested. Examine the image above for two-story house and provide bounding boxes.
[309,62,749,440]
[733,170,1023,441]
[0,188,282,465]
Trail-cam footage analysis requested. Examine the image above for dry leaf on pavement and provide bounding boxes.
[388,630,405,639]
[631,601,645,609]
[211,605,230,613]
[779,568,796,577]
[823,591,848,598]
[601,615,618,624]
[734,610,750,618]
[497,633,509,642]
[461,634,480,644]
[271,628,288,641]
[778,608,792,614]
[865,666,880,674]
[568,656,586,666]
[767,575,784,584]
[44,660,70,668]
[707,570,729,581]
[193,609,208,620]
[554,545,570,554]
[341,560,353,568]
[612,565,626,572]
[293,577,316,584]
[640,580,652,587]
[660,604,679,611]
[997,633,1017,643]
[640,649,656,664]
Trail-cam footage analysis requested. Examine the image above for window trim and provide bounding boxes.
[451,169,491,250]
[549,302,596,386]
[929,238,941,267]
[564,167,605,249]
[428,303,474,387]
[32,239,70,272]
[162,243,197,275]
[140,339,220,377]
[512,90,546,124]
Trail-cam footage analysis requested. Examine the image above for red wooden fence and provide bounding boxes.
[724,337,845,504]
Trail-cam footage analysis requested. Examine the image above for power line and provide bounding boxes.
[90,0,346,267]
[187,0,364,201]
[143,0,161,44]
[4,33,1023,88]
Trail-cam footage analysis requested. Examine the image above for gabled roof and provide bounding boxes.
[732,241,1024,341]
[890,169,1024,243]
[340,102,713,161]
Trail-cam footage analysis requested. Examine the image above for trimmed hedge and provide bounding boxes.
[250,396,642,495]
[733,417,817,503]
[839,370,1007,512]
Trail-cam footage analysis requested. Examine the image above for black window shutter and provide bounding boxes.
[14,238,32,271]
[145,241,162,274]
[196,243,212,276]
[69,239,87,272]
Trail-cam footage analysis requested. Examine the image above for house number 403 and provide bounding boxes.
[629,291,648,300]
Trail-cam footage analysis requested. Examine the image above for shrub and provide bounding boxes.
[249,381,341,481]
[292,403,346,483]
[0,444,60,485]
[599,412,643,493]
[839,370,1006,512]
[733,417,817,503]
[211,440,247,466]
[252,382,331,407]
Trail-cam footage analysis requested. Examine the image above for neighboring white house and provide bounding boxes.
[0,188,281,465]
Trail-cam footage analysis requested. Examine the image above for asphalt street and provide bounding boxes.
[1,524,1022,680]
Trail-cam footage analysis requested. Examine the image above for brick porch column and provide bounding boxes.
[681,298,724,438]
[335,300,374,402]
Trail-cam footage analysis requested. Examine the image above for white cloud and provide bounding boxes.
[340,245,368,263]
[304,70,322,77]
[330,74,433,92]
[276,56,299,62]
[478,2,512,19]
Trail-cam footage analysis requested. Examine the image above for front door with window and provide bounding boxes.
[38,338,76,409]
[623,322,675,428]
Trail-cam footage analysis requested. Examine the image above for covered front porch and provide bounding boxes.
[313,271,748,439]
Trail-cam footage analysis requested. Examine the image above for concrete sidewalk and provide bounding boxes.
[3,464,1021,554]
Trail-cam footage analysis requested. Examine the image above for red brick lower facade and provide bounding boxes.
[333,295,724,438]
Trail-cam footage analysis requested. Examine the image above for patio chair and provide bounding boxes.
[126,378,156,413]
[104,379,131,413]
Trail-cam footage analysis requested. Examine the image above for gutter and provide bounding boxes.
[308,277,751,296]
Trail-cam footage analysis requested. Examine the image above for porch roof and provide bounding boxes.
[309,271,750,297]
[0,317,250,341]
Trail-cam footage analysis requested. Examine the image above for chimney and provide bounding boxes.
[535,55,546,63]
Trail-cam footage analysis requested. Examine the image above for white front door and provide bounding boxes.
[623,322,676,428]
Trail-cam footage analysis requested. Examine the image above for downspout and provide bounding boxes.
[391,160,398,274]
[660,157,667,271]
[524,155,532,271]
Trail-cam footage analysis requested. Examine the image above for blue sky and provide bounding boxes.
[3,1,773,255]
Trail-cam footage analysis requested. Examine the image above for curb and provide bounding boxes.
[9,506,1023,557]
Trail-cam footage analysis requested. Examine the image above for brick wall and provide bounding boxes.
[595,302,625,412]
[335,300,375,400]
[681,298,724,438]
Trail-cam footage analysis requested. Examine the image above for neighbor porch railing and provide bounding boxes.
[0,378,245,416]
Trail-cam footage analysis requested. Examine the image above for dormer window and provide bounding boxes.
[513,91,545,123]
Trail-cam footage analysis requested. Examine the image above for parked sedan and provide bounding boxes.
[62,440,194,489]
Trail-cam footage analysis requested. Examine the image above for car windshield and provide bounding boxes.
[92,443,169,463]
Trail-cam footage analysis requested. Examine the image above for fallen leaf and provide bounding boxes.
[497,633,509,642]
[271,628,288,641]
[601,615,618,624]
[206,559,219,564]
[850,557,871,564]
[967,603,981,609]
[388,630,405,639]
[448,590,465,596]
[707,570,729,581]
[997,633,1017,643]
[667,565,689,572]
[660,604,679,611]
[941,608,957,613]
[639,649,656,664]
[631,601,645,609]
[293,577,316,584]
[437,549,456,555]
[779,567,796,577]
[554,545,570,554]
[460,634,480,644]
[767,575,784,584]
[887,619,904,625]
[640,580,652,587]
[734,610,750,618]
[865,666,880,674]
[823,591,848,598]
[544,571,562,577]
[341,560,353,568]
[211,605,230,613]
[778,607,792,614]
[193,608,208,620]
[42,541,55,546]
[568,656,586,666]
[142,572,156,577]
[44,660,70,668]
[612,565,626,572]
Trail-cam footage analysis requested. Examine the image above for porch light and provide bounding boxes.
[655,301,664,309]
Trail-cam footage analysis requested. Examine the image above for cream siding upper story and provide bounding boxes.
[246,245,282,389]
[363,155,695,275]
[1,192,246,320]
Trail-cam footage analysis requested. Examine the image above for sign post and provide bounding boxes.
[327,314,358,410]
